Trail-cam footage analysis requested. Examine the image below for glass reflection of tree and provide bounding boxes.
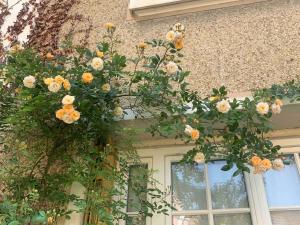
[171,163,207,210]
[173,215,209,225]
[126,216,146,225]
[210,177,249,209]
[214,214,252,225]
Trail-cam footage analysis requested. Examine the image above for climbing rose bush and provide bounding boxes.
[0,23,300,224]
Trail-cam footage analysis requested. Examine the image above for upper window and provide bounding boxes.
[129,0,268,20]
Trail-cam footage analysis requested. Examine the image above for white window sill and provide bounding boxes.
[128,0,268,20]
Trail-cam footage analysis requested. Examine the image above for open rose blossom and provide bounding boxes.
[54,75,65,84]
[184,125,200,141]
[91,57,104,70]
[101,83,111,93]
[23,75,36,88]
[48,81,62,92]
[113,106,123,117]
[62,95,75,105]
[165,61,178,75]
[271,103,282,114]
[44,77,54,86]
[194,152,205,163]
[166,30,176,41]
[272,158,285,171]
[82,72,94,84]
[63,79,71,90]
[275,99,283,107]
[256,102,269,115]
[216,100,231,113]
[251,156,262,167]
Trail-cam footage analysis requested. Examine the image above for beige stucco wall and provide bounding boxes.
[60,0,300,96]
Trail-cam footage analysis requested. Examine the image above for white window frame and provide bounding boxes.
[119,157,153,225]
[128,0,268,20]
[136,136,300,225]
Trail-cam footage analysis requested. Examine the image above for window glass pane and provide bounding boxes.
[208,161,249,209]
[214,213,252,225]
[271,211,300,225]
[263,155,300,207]
[173,215,209,225]
[127,164,148,212]
[126,216,146,225]
[171,162,207,210]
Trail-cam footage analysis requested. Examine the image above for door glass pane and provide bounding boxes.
[263,155,300,207]
[127,164,148,212]
[173,215,209,225]
[171,162,207,210]
[208,161,249,209]
[214,213,252,225]
[271,211,300,225]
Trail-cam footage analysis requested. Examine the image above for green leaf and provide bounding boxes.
[8,221,21,225]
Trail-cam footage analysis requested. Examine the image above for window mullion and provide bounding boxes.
[248,171,272,225]
[294,153,300,176]
[205,164,214,225]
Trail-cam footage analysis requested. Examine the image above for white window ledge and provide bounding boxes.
[128,0,268,20]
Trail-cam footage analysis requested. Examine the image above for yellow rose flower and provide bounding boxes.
[46,52,54,60]
[47,216,54,224]
[274,99,283,107]
[48,81,62,92]
[55,109,65,120]
[271,103,281,114]
[173,23,185,32]
[63,79,71,90]
[272,158,284,171]
[62,113,74,124]
[261,159,272,170]
[62,95,75,105]
[54,75,65,84]
[70,110,80,121]
[184,125,200,141]
[194,152,205,163]
[256,102,269,115]
[251,156,262,167]
[138,42,147,49]
[101,83,111,93]
[96,51,104,58]
[91,57,104,70]
[63,104,75,113]
[82,72,94,84]
[104,22,115,30]
[44,78,54,86]
[175,38,184,49]
[166,30,175,41]
[165,61,178,75]
[23,75,36,88]
[216,100,231,113]
[113,106,123,117]
[209,96,220,102]
[190,129,200,141]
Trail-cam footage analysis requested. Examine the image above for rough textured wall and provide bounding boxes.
[60,0,300,96]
